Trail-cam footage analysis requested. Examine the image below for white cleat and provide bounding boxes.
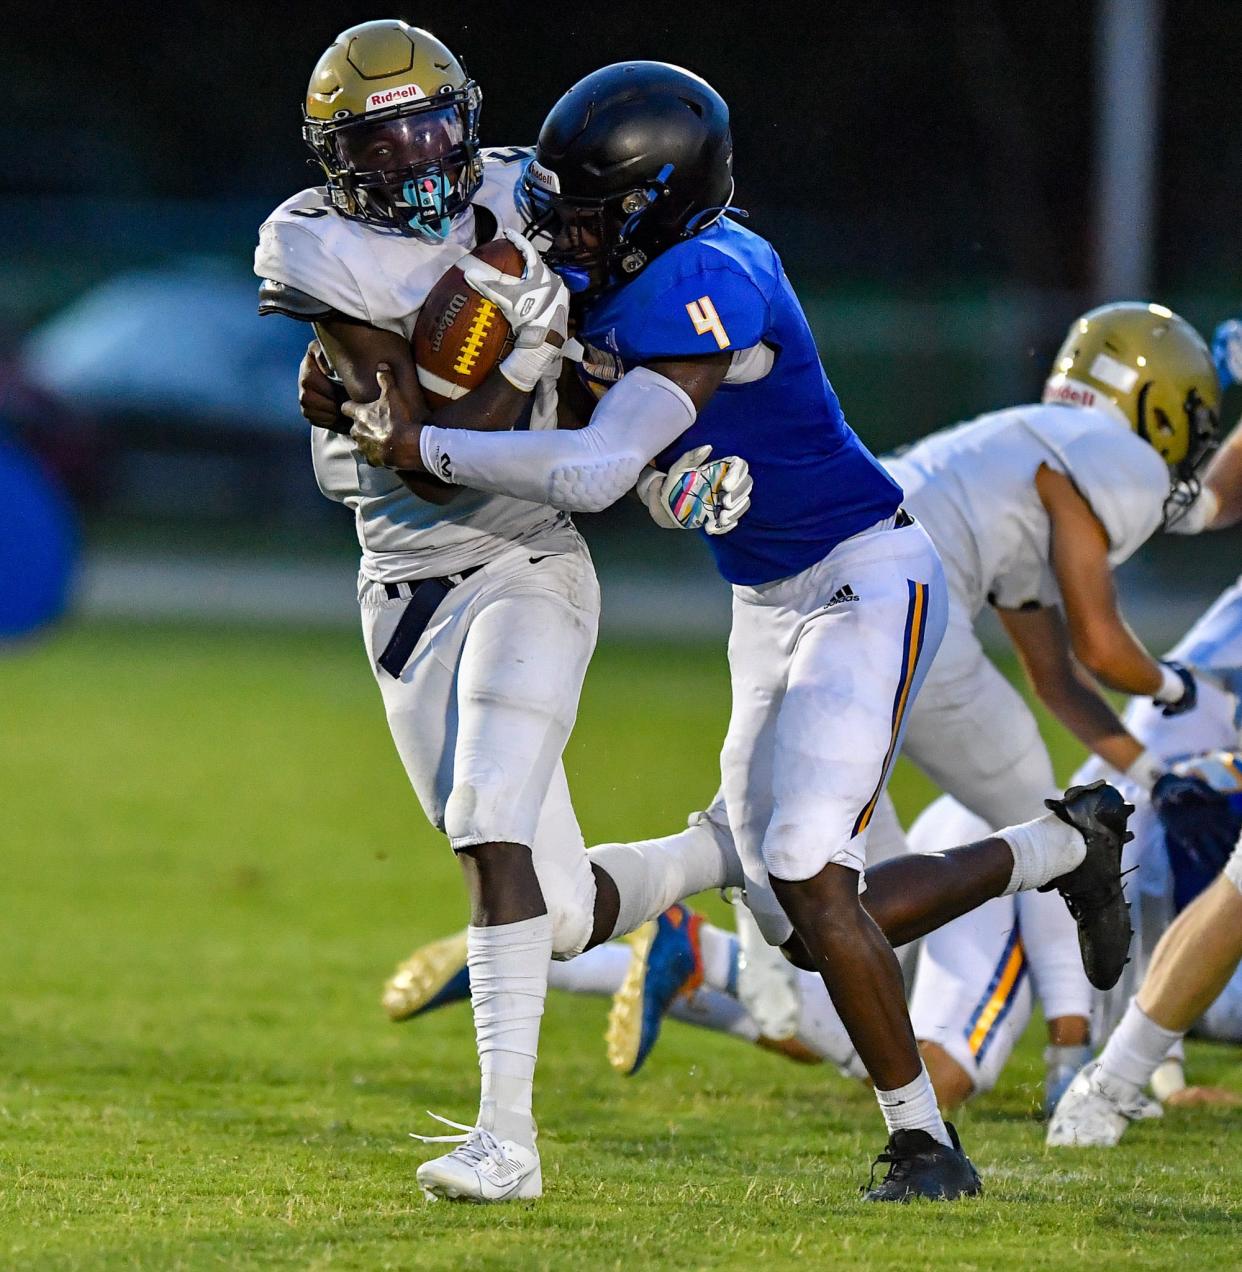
[413,1113,541,1203]
[1046,1062,1162,1147]
[730,891,801,1042]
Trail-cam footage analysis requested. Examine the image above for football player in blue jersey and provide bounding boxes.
[333,61,1136,1200]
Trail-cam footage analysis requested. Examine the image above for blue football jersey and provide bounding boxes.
[576,217,901,586]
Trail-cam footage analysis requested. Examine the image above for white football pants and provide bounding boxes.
[721,515,948,945]
[360,528,601,958]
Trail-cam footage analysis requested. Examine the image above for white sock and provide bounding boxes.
[587,819,738,940]
[998,812,1084,895]
[1095,1000,1184,1104]
[468,915,552,1151]
[546,942,631,997]
[875,1063,952,1147]
[698,923,739,994]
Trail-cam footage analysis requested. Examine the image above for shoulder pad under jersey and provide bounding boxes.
[1024,404,1170,565]
[255,188,371,323]
[603,229,773,362]
[475,146,537,234]
[257,278,335,322]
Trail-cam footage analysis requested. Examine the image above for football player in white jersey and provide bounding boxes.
[257,21,757,1204]
[381,303,1224,1117]
[1048,407,1242,1145]
[626,304,1226,1114]
[257,20,597,1204]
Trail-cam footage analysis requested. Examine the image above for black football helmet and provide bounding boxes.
[521,62,735,294]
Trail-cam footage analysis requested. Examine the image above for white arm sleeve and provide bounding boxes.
[418,366,697,512]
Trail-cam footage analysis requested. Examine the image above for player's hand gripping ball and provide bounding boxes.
[641,445,753,535]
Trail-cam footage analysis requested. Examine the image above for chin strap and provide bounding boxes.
[402,174,453,240]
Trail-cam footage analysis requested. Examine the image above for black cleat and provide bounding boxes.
[862,1123,981,1202]
[1040,779,1135,991]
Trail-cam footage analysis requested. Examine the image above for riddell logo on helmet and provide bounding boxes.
[366,84,426,112]
[1042,377,1099,409]
[526,161,561,194]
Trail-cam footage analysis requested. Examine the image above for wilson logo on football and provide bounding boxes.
[429,293,469,354]
[366,84,427,112]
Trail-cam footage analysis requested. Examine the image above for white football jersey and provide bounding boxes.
[884,403,1171,617]
[254,148,569,583]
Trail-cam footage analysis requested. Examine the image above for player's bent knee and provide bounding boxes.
[762,815,865,885]
[444,771,540,852]
[538,859,597,960]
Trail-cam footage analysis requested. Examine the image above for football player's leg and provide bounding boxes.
[593,795,745,1072]
[734,525,982,1202]
[442,562,599,1168]
[1193,959,1242,1042]
[363,577,542,1194]
[833,646,1079,950]
[382,758,608,1021]
[855,634,1132,995]
[363,583,475,1023]
[1050,847,1242,1146]
[755,542,949,1117]
[1017,887,1094,1109]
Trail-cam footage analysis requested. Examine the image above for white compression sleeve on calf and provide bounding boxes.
[587,817,743,941]
[546,941,632,996]
[469,915,552,1150]
[418,367,697,513]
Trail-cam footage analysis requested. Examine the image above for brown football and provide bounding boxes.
[413,238,522,408]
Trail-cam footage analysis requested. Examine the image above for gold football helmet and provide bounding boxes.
[302,20,482,239]
[1043,303,1219,493]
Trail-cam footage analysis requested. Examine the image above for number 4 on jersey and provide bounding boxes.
[686,296,731,350]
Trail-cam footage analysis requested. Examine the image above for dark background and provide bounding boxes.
[12,1,1239,290]
[2,1,1239,589]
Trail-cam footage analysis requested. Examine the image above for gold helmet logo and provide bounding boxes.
[1043,302,1220,487]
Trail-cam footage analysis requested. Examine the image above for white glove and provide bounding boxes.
[1166,484,1220,535]
[636,445,753,534]
[463,228,570,393]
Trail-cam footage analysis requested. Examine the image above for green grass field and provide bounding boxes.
[2,623,1240,1270]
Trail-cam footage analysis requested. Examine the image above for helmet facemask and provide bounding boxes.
[305,88,482,239]
[522,166,677,295]
[521,158,736,297]
[1151,386,1220,527]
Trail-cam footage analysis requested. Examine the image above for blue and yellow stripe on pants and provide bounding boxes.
[964,925,1027,1063]
[852,579,930,837]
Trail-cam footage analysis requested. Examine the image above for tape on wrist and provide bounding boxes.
[1156,662,1189,705]
[499,343,560,394]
